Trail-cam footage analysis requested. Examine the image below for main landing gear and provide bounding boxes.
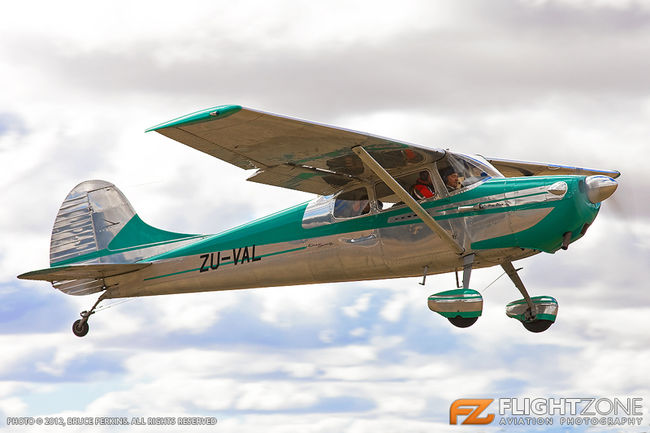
[502,261,558,333]
[72,293,107,337]
[428,254,484,328]
[427,256,558,333]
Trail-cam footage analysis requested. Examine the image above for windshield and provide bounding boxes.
[438,152,503,192]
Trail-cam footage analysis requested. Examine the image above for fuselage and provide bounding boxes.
[104,175,600,299]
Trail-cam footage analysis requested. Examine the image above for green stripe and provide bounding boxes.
[146,177,572,262]
[143,246,307,281]
[145,105,242,132]
[51,235,205,267]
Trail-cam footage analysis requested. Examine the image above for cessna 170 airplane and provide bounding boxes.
[18,105,620,337]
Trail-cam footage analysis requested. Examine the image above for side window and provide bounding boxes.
[375,170,435,211]
[438,154,490,194]
[333,187,370,219]
[375,181,403,211]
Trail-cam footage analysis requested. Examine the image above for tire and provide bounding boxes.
[72,319,89,337]
[522,319,554,333]
[448,316,478,328]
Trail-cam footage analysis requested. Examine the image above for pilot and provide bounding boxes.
[411,171,435,200]
[441,167,460,192]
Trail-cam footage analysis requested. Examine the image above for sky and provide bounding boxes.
[1,0,649,431]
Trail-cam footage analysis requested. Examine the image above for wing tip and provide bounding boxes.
[145,104,242,133]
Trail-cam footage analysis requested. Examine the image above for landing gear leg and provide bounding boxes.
[447,254,479,328]
[72,292,107,337]
[501,261,555,333]
[501,261,534,317]
[462,254,474,290]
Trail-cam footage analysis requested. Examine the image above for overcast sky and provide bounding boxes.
[1,1,649,432]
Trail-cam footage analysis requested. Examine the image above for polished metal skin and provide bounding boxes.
[506,296,559,322]
[101,170,572,299]
[585,175,619,203]
[428,289,484,317]
[24,161,612,301]
[17,104,621,336]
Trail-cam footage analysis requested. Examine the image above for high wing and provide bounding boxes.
[487,157,621,179]
[146,105,445,195]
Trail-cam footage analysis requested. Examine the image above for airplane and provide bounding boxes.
[18,105,620,337]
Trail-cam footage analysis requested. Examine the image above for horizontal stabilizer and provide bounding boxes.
[18,263,150,282]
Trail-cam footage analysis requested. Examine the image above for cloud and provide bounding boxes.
[4,0,650,123]
[342,293,372,318]
[1,0,649,431]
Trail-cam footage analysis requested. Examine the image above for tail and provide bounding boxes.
[19,180,202,295]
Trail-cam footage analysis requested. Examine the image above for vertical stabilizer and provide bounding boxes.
[44,180,201,295]
[50,180,136,266]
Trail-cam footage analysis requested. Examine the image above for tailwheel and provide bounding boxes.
[522,319,554,333]
[72,319,89,337]
[448,316,479,328]
[71,293,107,337]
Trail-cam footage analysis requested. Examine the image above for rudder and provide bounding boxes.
[50,180,137,266]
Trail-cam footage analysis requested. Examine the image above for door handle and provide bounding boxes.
[344,234,377,244]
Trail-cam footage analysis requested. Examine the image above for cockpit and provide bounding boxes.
[373,152,503,210]
[302,152,504,228]
[438,152,504,191]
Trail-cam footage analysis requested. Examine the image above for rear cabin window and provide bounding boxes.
[333,187,370,219]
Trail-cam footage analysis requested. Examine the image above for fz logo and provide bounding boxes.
[449,399,495,425]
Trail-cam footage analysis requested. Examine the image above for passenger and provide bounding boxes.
[335,194,370,218]
[411,171,435,200]
[357,195,370,215]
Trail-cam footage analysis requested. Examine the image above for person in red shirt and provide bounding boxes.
[411,171,435,200]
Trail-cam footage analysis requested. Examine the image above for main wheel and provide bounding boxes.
[522,319,554,333]
[72,319,89,337]
[448,316,478,328]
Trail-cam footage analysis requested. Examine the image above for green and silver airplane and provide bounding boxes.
[18,105,620,337]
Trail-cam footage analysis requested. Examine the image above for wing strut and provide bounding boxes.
[352,146,465,255]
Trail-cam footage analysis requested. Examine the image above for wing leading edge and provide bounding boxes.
[147,105,445,195]
[487,157,621,179]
